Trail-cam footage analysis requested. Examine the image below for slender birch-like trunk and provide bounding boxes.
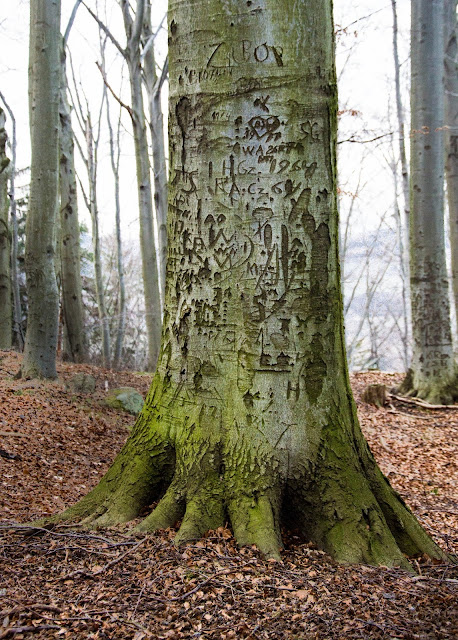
[106,94,126,369]
[444,0,458,334]
[401,0,457,403]
[143,2,168,303]
[59,42,86,363]
[0,108,12,350]
[121,0,161,370]
[391,0,410,363]
[0,94,23,350]
[85,112,111,368]
[48,0,446,568]
[22,0,61,378]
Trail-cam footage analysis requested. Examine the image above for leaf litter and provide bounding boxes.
[0,354,457,639]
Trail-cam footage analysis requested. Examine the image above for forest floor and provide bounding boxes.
[0,350,457,639]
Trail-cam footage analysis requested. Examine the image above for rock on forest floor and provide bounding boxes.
[0,351,457,639]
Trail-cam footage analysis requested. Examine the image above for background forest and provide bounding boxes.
[0,0,433,374]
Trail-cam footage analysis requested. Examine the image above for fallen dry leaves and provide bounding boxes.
[0,354,457,639]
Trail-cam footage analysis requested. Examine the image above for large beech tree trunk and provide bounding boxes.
[52,0,445,567]
[22,0,61,379]
[400,0,457,403]
[0,107,12,350]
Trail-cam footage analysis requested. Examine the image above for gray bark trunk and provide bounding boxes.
[444,0,458,336]
[403,0,456,403]
[0,107,12,350]
[85,112,111,368]
[121,0,161,371]
[0,94,23,350]
[22,0,61,379]
[49,0,445,568]
[59,43,86,363]
[391,0,410,367]
[106,92,126,369]
[143,3,168,304]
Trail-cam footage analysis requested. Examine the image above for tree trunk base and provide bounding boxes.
[35,377,450,569]
[398,369,458,405]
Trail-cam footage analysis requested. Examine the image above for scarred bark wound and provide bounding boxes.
[49,0,447,567]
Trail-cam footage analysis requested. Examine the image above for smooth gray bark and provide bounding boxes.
[121,0,161,370]
[59,42,86,363]
[143,3,168,303]
[404,0,456,403]
[105,86,126,369]
[85,110,111,368]
[0,93,23,350]
[0,107,12,350]
[444,0,458,334]
[22,0,61,379]
[391,0,410,368]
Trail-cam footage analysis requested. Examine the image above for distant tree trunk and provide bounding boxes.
[391,0,410,367]
[143,2,168,303]
[22,0,61,379]
[0,107,12,350]
[121,0,161,370]
[50,0,446,568]
[105,89,126,369]
[444,0,458,334]
[85,112,111,369]
[59,42,86,363]
[0,93,23,350]
[391,0,411,271]
[401,0,456,403]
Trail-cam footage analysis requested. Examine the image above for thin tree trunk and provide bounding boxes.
[444,0,458,335]
[85,112,111,368]
[0,107,12,350]
[106,92,126,369]
[143,3,168,304]
[59,41,86,363]
[49,0,446,568]
[391,0,411,367]
[0,93,23,350]
[22,0,61,379]
[391,0,411,274]
[401,0,456,403]
[121,0,161,371]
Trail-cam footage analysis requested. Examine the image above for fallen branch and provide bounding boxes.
[63,536,148,578]
[387,393,458,410]
[0,431,30,438]
[0,625,61,639]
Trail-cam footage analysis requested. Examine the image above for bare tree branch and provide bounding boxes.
[64,0,83,45]
[81,0,125,57]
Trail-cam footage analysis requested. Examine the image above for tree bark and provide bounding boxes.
[400,0,456,403]
[0,93,23,350]
[59,42,86,363]
[122,0,162,371]
[22,0,61,379]
[85,112,111,369]
[391,0,410,368]
[444,0,458,336]
[105,87,126,369]
[49,0,446,567]
[143,2,168,304]
[0,107,12,350]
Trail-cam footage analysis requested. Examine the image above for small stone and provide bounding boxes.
[105,387,144,415]
[66,373,96,394]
